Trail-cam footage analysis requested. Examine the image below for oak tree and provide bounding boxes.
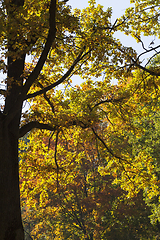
[0,0,160,239]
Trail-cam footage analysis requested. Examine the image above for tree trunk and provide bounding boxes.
[0,31,25,239]
[0,117,24,240]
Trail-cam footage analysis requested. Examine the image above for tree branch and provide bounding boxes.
[113,39,160,76]
[98,17,127,32]
[25,47,87,100]
[54,130,59,190]
[92,127,132,166]
[21,0,57,97]
[3,0,56,125]
[19,121,57,138]
[136,44,160,62]
[92,96,125,109]
[144,52,160,68]
[133,59,160,76]
[92,127,122,160]
[37,82,55,113]
[19,115,92,139]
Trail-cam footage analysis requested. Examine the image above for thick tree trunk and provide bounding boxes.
[0,31,25,239]
[0,117,24,240]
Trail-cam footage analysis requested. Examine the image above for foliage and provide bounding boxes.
[1,0,160,239]
[20,55,160,238]
[20,126,157,239]
[19,62,160,239]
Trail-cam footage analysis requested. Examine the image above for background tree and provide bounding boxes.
[20,124,158,239]
[99,57,160,234]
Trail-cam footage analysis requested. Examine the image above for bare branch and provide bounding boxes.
[60,0,69,3]
[136,44,160,62]
[19,121,56,138]
[92,127,138,184]
[54,131,59,170]
[98,18,127,32]
[134,35,148,51]
[19,116,91,138]
[54,131,59,190]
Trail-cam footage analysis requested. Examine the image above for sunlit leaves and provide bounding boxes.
[120,0,160,39]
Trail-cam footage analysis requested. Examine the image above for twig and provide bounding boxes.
[24,229,34,240]
[48,131,55,150]
[38,82,55,113]
[54,130,59,190]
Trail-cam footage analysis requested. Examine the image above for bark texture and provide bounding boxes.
[0,9,25,237]
[0,119,24,240]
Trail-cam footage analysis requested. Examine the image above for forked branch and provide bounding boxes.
[22,0,57,97]
[19,121,56,138]
[25,47,87,100]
